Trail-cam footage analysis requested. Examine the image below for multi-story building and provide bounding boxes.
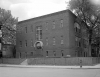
[16,9,89,58]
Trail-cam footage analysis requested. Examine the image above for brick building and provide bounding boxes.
[16,9,89,58]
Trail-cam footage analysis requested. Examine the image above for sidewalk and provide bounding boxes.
[1,64,100,69]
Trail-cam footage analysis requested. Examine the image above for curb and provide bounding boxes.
[0,64,100,69]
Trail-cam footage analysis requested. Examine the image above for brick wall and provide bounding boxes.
[16,10,76,58]
[0,57,100,65]
[28,57,100,65]
[2,58,26,64]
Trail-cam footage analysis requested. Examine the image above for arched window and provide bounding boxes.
[74,23,80,29]
[74,22,80,32]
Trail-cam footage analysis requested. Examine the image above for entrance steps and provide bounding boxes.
[20,59,28,65]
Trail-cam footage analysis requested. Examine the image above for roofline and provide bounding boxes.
[18,9,75,24]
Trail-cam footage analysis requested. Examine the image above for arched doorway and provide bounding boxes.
[34,41,43,57]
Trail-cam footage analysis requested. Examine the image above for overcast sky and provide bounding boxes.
[0,0,69,21]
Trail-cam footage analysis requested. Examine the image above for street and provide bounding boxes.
[0,67,100,77]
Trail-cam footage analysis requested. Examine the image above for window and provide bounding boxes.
[19,53,21,58]
[61,36,64,44]
[53,51,56,57]
[0,25,2,30]
[46,37,48,46]
[75,27,77,32]
[36,26,42,40]
[74,22,80,32]
[78,38,81,47]
[31,39,33,46]
[46,51,48,57]
[86,52,87,57]
[31,52,33,56]
[20,41,22,47]
[31,25,33,32]
[61,50,64,57]
[83,39,87,48]
[53,21,55,29]
[0,30,2,37]
[0,30,2,38]
[61,40,64,44]
[0,38,1,43]
[53,37,55,45]
[75,51,77,57]
[25,40,27,47]
[46,22,48,30]
[84,52,85,57]
[0,43,1,50]
[75,37,81,47]
[60,19,63,27]
[25,27,27,33]
[79,41,81,47]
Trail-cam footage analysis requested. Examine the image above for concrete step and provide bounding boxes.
[20,59,28,65]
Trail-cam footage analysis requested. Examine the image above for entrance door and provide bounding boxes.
[34,41,43,57]
[34,48,43,57]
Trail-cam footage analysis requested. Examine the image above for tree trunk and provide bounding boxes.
[88,29,92,57]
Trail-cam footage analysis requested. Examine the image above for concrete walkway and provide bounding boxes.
[0,64,100,69]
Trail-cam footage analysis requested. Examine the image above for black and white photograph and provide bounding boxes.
[0,0,100,77]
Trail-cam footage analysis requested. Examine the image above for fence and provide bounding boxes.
[1,58,26,64]
[28,57,99,65]
[0,57,100,65]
